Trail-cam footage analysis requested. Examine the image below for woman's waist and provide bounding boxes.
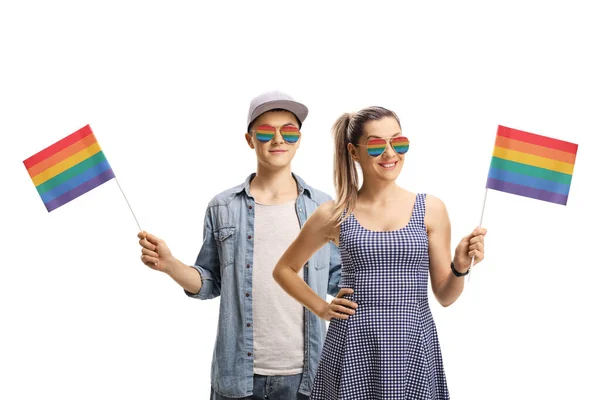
[340,290,429,306]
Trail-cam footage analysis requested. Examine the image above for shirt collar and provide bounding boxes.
[236,172,314,199]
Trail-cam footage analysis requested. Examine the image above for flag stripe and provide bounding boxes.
[497,125,578,154]
[31,142,102,186]
[23,125,94,169]
[36,152,109,195]
[494,135,576,164]
[26,133,98,177]
[489,157,572,185]
[486,177,568,205]
[44,169,115,212]
[492,146,574,175]
[40,159,112,203]
[488,167,571,195]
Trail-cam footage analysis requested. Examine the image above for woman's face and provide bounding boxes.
[350,116,406,183]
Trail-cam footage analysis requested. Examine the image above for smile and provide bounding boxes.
[377,161,397,170]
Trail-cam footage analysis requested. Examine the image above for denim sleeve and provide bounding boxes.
[327,241,342,296]
[185,208,221,300]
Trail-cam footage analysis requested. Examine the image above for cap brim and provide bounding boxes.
[249,100,309,128]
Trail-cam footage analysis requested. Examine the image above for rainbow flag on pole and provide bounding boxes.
[486,125,578,205]
[23,125,115,212]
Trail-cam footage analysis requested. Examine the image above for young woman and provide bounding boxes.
[273,106,487,399]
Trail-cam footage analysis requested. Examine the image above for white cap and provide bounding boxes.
[247,90,309,130]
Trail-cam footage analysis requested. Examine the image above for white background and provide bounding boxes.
[1,1,599,399]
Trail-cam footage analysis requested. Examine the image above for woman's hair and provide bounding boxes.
[331,106,401,224]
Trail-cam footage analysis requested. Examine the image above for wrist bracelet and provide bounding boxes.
[451,261,470,277]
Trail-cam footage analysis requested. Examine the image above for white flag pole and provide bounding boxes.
[114,177,142,232]
[468,188,488,282]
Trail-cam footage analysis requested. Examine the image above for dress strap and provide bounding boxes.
[411,193,427,230]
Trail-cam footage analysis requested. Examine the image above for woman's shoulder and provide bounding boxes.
[314,199,337,221]
[423,193,448,219]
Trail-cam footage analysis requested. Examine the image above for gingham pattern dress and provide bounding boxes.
[310,194,450,399]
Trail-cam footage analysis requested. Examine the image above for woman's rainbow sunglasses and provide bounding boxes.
[356,136,410,157]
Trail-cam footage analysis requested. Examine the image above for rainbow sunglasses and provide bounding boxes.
[358,136,410,157]
[251,124,301,144]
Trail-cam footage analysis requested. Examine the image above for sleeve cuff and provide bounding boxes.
[184,265,216,300]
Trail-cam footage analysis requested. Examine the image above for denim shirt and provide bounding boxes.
[185,173,341,398]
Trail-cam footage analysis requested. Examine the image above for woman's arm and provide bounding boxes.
[426,195,487,307]
[273,201,358,320]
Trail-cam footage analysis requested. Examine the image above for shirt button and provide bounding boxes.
[247,323,251,327]
[246,264,251,268]
[245,293,250,297]
[299,208,303,212]
[247,235,252,240]
[247,352,252,357]
[248,205,252,209]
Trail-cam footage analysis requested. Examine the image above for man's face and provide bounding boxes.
[245,110,302,170]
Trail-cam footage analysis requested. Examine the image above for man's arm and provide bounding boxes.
[138,207,221,299]
[184,207,221,299]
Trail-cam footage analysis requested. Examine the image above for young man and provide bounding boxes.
[137,91,356,399]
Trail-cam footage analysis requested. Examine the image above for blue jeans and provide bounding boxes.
[210,374,308,400]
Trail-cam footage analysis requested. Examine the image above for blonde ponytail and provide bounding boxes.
[331,113,359,224]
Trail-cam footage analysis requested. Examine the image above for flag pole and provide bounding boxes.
[477,188,488,229]
[468,188,488,282]
[114,177,142,232]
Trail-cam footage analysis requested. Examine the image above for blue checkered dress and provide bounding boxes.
[310,194,450,399]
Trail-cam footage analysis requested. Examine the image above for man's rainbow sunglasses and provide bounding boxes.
[250,124,301,144]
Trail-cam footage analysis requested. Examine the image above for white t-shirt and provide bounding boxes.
[252,201,304,375]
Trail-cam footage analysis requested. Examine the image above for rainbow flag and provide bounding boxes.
[486,125,578,205]
[23,125,115,212]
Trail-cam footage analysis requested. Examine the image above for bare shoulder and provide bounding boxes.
[425,194,447,213]
[309,200,337,227]
[315,199,336,215]
[424,194,450,231]
[306,200,340,244]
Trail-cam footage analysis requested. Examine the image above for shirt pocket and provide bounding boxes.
[213,227,236,268]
